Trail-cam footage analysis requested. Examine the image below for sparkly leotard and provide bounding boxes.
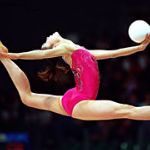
[61,48,100,116]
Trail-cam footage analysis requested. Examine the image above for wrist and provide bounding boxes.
[10,53,20,59]
[138,44,146,51]
[16,53,21,59]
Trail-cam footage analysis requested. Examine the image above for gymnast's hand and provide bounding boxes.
[0,42,18,59]
[0,41,9,58]
[0,52,19,59]
[139,34,150,51]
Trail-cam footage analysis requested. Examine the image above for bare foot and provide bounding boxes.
[0,41,8,53]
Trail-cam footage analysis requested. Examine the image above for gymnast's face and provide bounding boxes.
[42,32,62,49]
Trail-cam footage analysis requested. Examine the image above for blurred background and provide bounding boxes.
[0,0,150,149]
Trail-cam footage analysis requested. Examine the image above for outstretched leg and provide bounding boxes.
[0,57,67,116]
[72,100,150,120]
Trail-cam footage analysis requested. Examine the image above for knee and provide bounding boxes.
[20,92,31,106]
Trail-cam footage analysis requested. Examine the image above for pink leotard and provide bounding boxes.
[61,48,100,116]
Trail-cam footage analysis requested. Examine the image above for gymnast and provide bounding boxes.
[0,32,150,121]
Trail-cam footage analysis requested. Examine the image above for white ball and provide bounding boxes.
[128,20,150,43]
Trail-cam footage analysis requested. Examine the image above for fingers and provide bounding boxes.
[141,33,150,45]
[140,33,150,51]
[146,33,150,41]
[145,33,150,41]
[0,52,9,58]
[0,52,18,60]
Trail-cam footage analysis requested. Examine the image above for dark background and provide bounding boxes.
[0,0,150,150]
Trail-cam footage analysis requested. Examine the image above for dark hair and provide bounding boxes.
[37,58,70,82]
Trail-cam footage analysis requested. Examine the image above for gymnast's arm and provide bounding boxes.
[89,34,150,60]
[0,44,68,60]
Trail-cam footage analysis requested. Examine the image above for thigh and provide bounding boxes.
[26,92,69,116]
[72,100,128,120]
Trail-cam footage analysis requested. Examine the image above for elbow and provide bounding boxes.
[110,52,121,58]
[108,51,117,58]
[111,54,118,58]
